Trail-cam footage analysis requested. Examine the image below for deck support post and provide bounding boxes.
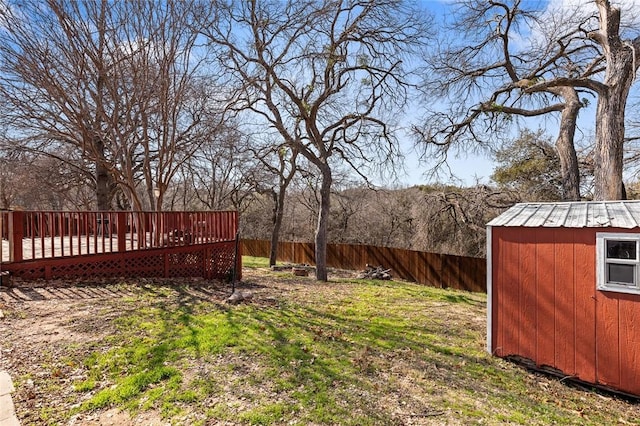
[8,211,23,262]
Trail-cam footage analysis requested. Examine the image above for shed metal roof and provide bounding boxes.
[487,201,640,228]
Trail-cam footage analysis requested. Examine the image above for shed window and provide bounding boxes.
[597,233,640,295]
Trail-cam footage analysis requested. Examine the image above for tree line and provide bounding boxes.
[0,1,638,278]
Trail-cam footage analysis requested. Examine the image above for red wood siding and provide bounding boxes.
[553,228,575,377]
[619,296,640,393]
[573,229,597,384]
[491,226,640,396]
[535,228,555,368]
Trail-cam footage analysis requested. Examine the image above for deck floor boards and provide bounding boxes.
[0,233,156,262]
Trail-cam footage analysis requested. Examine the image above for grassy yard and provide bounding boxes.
[1,256,639,425]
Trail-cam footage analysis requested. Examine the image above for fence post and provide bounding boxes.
[8,211,24,262]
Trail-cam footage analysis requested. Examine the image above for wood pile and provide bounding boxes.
[357,264,392,280]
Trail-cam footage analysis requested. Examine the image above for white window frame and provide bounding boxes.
[596,232,640,295]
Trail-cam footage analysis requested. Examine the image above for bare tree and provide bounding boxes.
[246,141,299,267]
[533,1,640,201]
[589,0,640,199]
[506,0,640,200]
[200,0,431,280]
[172,123,257,212]
[0,0,119,209]
[415,0,605,201]
[100,1,227,211]
[0,0,222,211]
[0,145,94,210]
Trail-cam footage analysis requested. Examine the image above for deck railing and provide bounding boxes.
[1,210,238,263]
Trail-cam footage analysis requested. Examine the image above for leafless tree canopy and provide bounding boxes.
[199,0,433,280]
[0,0,228,210]
[1,0,640,264]
[242,183,514,258]
[416,0,640,201]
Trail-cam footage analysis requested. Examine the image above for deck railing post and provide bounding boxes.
[8,211,23,262]
[117,212,127,252]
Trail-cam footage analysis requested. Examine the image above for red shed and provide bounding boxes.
[487,201,640,397]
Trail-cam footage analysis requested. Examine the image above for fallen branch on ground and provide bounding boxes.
[357,264,392,280]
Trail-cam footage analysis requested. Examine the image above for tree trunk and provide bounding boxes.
[591,0,640,200]
[268,148,298,267]
[315,164,332,282]
[94,138,111,211]
[269,190,285,267]
[594,91,626,200]
[554,87,581,201]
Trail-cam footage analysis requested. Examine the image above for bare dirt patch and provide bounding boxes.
[0,278,225,425]
[0,270,357,425]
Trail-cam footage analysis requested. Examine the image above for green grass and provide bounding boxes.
[242,256,271,268]
[34,257,635,425]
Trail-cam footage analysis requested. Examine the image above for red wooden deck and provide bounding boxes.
[0,210,240,282]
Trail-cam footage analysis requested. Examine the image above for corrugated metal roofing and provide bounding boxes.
[487,201,640,228]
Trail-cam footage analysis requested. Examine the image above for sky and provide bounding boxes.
[395,0,640,188]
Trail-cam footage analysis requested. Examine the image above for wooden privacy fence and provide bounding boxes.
[242,239,486,293]
[0,210,240,282]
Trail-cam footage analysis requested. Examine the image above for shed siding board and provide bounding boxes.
[497,228,507,356]
[596,291,620,387]
[619,296,640,394]
[535,228,556,367]
[492,227,503,355]
[593,228,640,390]
[519,230,537,361]
[554,228,576,375]
[499,228,521,356]
[491,229,500,353]
[492,231,501,354]
[490,226,600,385]
[511,230,526,356]
[573,229,597,383]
